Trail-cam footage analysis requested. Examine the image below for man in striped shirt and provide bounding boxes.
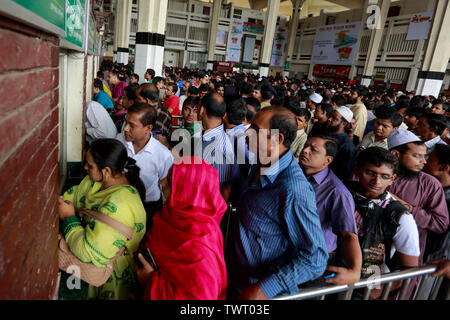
[227,107,328,299]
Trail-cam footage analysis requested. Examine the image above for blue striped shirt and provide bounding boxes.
[229,151,328,298]
[196,124,235,187]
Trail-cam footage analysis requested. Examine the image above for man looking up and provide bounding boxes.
[116,103,173,230]
[387,130,449,265]
[325,106,357,180]
[300,135,361,285]
[414,114,448,153]
[227,107,328,299]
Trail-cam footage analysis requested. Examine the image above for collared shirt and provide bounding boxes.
[195,124,235,186]
[260,101,271,109]
[307,167,357,252]
[387,172,449,264]
[424,135,447,154]
[226,124,255,165]
[290,129,308,162]
[358,131,388,150]
[112,81,128,99]
[350,103,368,141]
[94,90,114,109]
[85,101,117,144]
[116,133,174,202]
[330,133,357,180]
[229,151,328,298]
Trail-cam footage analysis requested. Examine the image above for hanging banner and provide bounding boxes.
[312,65,351,79]
[216,30,227,47]
[63,0,85,50]
[242,35,256,64]
[406,12,433,41]
[311,22,362,65]
[270,26,288,67]
[226,18,244,62]
[243,22,264,33]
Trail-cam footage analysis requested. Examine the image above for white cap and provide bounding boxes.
[396,91,404,97]
[309,93,323,104]
[336,106,354,123]
[387,129,422,150]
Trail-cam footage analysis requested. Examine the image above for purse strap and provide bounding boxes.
[79,209,134,240]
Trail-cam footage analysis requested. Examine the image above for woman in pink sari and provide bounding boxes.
[135,156,228,300]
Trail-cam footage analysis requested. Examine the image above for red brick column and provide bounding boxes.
[0,16,60,299]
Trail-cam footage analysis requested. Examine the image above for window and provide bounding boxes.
[257,19,263,25]
[203,6,211,16]
[388,6,401,18]
[248,18,256,23]
[191,4,195,13]
[326,16,336,25]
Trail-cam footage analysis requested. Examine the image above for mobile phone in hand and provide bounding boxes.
[323,270,336,279]
[135,247,158,271]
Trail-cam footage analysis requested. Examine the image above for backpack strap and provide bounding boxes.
[79,209,134,240]
[382,200,408,271]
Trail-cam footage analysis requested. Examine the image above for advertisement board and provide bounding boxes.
[270,26,288,67]
[226,18,244,62]
[406,12,433,41]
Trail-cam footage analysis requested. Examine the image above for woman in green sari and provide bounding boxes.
[58,138,147,300]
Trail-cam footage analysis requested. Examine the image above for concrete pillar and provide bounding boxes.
[134,0,168,79]
[361,0,391,87]
[416,0,450,97]
[259,0,281,77]
[207,0,222,71]
[115,0,132,64]
[284,0,305,77]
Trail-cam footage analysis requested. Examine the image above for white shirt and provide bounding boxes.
[116,133,174,202]
[85,100,117,143]
[424,135,447,153]
[372,192,420,273]
[179,94,187,114]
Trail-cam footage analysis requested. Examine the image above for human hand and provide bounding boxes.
[57,196,75,221]
[324,266,360,285]
[390,194,414,212]
[237,283,268,300]
[428,259,450,278]
[135,253,155,285]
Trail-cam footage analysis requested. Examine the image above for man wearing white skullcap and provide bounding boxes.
[305,93,323,134]
[387,129,449,266]
[324,106,357,180]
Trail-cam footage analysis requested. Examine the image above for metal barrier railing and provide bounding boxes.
[274,265,450,300]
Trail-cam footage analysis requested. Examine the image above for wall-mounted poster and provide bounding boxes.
[242,35,256,64]
[311,22,362,65]
[226,18,244,62]
[270,26,288,67]
[216,30,227,47]
[406,12,433,41]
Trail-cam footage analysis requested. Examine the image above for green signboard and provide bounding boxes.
[8,0,65,35]
[64,0,85,49]
[88,13,95,53]
[285,61,291,70]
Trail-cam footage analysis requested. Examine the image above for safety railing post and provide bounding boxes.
[380,281,393,300]
[398,278,412,300]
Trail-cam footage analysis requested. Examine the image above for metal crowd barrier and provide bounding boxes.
[274,265,449,300]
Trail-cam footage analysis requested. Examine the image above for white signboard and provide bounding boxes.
[242,35,256,64]
[406,12,433,41]
[226,18,244,62]
[311,22,362,65]
[270,26,288,67]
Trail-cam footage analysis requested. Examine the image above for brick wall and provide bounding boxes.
[0,16,60,299]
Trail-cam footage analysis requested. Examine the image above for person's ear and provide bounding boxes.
[102,166,112,180]
[440,163,450,173]
[391,150,400,159]
[146,124,153,134]
[325,156,334,166]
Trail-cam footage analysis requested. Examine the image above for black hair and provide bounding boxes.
[131,73,140,81]
[152,76,164,86]
[267,107,297,148]
[96,71,104,79]
[146,68,155,79]
[188,86,199,95]
[307,133,339,159]
[124,83,138,101]
[245,97,261,112]
[332,95,346,107]
[261,90,274,101]
[199,84,210,92]
[110,70,120,78]
[93,78,103,90]
[410,95,429,109]
[374,106,403,128]
[89,139,146,202]
[215,82,225,90]
[405,107,427,119]
[241,83,254,95]
[424,113,448,136]
[139,83,159,103]
[357,146,399,172]
[284,97,311,121]
[127,102,157,127]
[434,143,450,166]
[318,103,333,118]
[201,92,226,118]
[183,96,200,109]
[168,82,178,94]
[226,98,247,125]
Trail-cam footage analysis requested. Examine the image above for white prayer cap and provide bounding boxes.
[387,129,422,150]
[309,93,323,104]
[336,106,354,123]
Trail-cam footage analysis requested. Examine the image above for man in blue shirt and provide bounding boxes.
[93,78,114,110]
[227,106,328,299]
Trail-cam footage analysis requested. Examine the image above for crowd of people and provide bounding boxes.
[58,59,450,300]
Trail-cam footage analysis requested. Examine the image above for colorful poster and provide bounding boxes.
[270,26,288,67]
[311,22,362,65]
[406,12,433,41]
[226,18,244,62]
[216,30,227,47]
[64,0,85,49]
[244,22,264,33]
[242,35,256,64]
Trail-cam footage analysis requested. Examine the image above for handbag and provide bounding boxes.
[58,209,134,287]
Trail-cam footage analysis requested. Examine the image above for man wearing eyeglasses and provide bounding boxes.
[346,146,420,299]
[387,130,449,266]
